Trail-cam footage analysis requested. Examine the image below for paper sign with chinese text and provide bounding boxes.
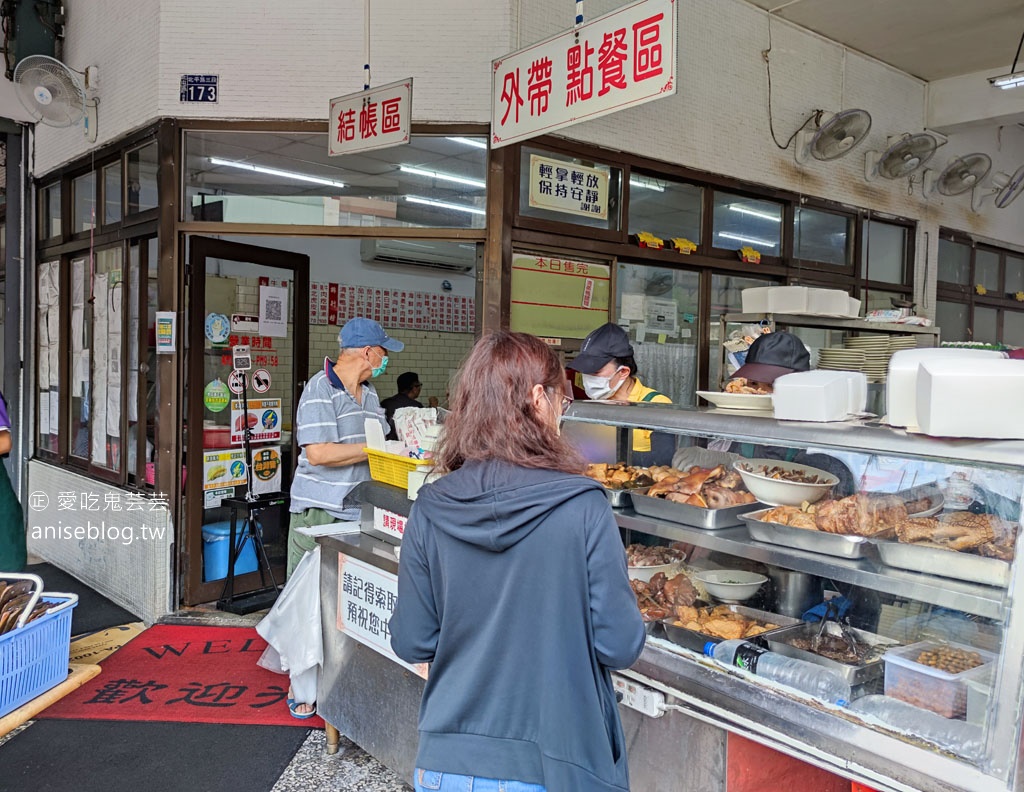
[203,449,247,491]
[337,554,428,679]
[491,0,676,148]
[528,155,609,219]
[329,78,414,157]
[510,254,611,338]
[230,398,282,445]
[372,507,407,541]
[251,446,283,495]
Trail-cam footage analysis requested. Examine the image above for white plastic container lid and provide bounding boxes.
[886,348,1005,428]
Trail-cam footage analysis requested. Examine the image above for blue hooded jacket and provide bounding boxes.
[390,459,646,791]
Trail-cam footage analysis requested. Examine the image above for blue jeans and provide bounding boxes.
[414,769,547,792]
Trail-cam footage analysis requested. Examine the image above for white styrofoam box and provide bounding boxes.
[847,297,862,319]
[772,370,853,422]
[741,286,809,314]
[741,287,772,314]
[807,288,852,316]
[887,349,1005,427]
[916,358,1024,439]
[844,371,868,414]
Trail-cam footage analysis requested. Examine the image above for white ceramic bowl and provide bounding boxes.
[693,570,768,603]
[627,561,683,583]
[732,458,839,507]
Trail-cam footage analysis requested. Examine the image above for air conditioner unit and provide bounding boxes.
[360,239,476,273]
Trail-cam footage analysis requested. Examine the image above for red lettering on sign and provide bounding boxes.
[499,69,525,125]
[527,57,553,116]
[598,29,628,96]
[381,97,402,134]
[337,108,356,143]
[633,14,664,81]
[359,101,379,138]
[566,40,595,106]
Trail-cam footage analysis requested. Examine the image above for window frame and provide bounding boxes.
[790,201,857,276]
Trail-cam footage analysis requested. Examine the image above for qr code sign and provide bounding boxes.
[265,297,283,322]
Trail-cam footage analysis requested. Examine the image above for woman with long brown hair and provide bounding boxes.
[390,331,645,792]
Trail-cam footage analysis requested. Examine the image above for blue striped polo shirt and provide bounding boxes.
[289,357,389,520]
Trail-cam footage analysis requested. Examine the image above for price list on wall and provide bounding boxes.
[309,282,475,333]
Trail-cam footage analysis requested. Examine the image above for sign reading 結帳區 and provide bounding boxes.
[491,0,676,148]
[329,78,414,157]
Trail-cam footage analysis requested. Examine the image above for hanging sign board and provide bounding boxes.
[528,154,609,219]
[329,78,414,157]
[491,0,676,149]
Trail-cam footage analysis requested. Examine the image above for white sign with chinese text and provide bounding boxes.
[329,78,414,157]
[491,0,676,148]
[372,507,407,541]
[528,155,609,219]
[337,553,428,679]
[230,398,282,445]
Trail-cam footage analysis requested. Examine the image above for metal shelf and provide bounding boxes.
[616,511,1007,621]
[722,313,941,338]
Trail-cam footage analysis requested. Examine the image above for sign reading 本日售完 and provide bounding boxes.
[491,0,676,148]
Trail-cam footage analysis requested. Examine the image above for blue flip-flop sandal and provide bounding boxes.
[287,697,317,720]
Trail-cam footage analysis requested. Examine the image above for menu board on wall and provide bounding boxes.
[315,283,475,333]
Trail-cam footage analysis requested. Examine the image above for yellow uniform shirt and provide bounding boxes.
[626,377,672,452]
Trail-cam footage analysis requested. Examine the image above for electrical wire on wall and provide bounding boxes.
[762,10,818,151]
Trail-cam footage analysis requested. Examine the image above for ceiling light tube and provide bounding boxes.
[446,136,489,149]
[399,165,486,189]
[208,157,346,188]
[989,72,1024,89]
[629,176,665,193]
[729,205,781,222]
[717,232,777,247]
[405,196,486,215]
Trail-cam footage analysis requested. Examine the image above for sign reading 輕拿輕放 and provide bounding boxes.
[491,0,676,148]
[528,154,609,220]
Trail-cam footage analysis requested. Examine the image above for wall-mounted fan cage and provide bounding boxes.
[865,132,942,182]
[921,154,993,211]
[13,55,99,142]
[794,108,872,164]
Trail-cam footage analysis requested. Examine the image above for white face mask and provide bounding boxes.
[582,368,625,400]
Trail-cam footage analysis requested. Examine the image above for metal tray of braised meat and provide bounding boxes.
[873,540,1011,588]
[660,604,801,653]
[631,489,760,530]
[603,486,635,509]
[765,622,900,685]
[740,509,873,559]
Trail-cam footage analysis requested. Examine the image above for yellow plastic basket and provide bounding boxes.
[365,447,433,489]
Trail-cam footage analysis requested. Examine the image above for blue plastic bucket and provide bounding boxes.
[202,520,258,581]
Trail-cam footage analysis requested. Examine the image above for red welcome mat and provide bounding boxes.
[38,624,323,727]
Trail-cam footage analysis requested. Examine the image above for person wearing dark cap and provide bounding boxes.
[727,330,810,392]
[568,322,674,465]
[381,372,423,441]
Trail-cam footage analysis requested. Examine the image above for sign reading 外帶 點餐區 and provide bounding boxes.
[329,78,413,157]
[490,0,676,148]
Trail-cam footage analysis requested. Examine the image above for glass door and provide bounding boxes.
[184,237,309,605]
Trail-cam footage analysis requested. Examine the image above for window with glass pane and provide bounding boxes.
[37,261,60,454]
[72,172,96,234]
[127,142,158,213]
[975,249,1000,292]
[128,244,141,484]
[103,162,122,225]
[861,289,908,314]
[628,175,701,244]
[39,183,61,240]
[862,221,907,284]
[69,256,91,460]
[1007,256,1024,298]
[974,306,998,344]
[145,238,158,485]
[91,247,125,471]
[185,131,488,229]
[518,146,621,230]
[1004,309,1024,347]
[616,263,699,405]
[935,300,969,342]
[937,238,970,285]
[710,273,775,388]
[794,207,852,267]
[712,193,781,256]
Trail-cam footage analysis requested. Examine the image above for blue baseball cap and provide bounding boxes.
[338,318,404,352]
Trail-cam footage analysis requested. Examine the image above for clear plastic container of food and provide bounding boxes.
[882,640,995,719]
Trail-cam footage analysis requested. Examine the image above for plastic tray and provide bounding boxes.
[661,604,801,653]
[365,448,433,489]
[741,510,872,559]
[873,540,1010,588]
[766,622,899,685]
[0,573,79,718]
[630,489,760,530]
[883,640,995,719]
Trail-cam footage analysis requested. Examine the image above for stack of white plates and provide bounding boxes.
[844,336,892,382]
[888,335,918,354]
[817,347,866,373]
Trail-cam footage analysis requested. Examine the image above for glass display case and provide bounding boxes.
[562,399,1024,792]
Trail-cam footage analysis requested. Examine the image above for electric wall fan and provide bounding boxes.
[794,109,872,164]
[865,133,938,181]
[13,55,98,142]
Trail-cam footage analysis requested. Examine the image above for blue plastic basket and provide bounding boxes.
[0,580,78,718]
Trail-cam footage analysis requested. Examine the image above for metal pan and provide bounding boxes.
[631,489,760,530]
[766,622,899,686]
[661,604,801,653]
[604,487,634,509]
[741,510,873,560]
[874,540,1010,588]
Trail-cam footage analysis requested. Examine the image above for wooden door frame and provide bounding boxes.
[183,235,310,605]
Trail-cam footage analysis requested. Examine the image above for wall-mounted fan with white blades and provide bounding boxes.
[992,165,1024,209]
[865,133,939,182]
[922,154,993,208]
[794,109,872,164]
[13,55,99,143]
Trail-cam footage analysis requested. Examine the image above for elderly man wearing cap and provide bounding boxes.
[288,317,404,577]
[568,322,675,465]
[727,330,810,393]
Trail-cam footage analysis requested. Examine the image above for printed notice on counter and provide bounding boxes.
[337,553,428,679]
